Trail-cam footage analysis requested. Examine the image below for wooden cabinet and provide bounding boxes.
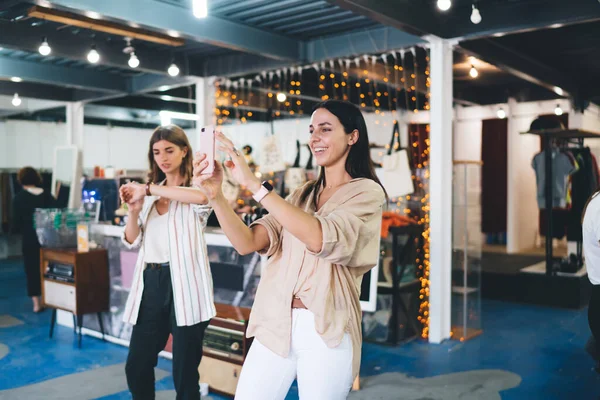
[198,303,252,398]
[41,248,109,347]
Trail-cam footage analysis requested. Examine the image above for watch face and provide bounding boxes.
[262,181,274,191]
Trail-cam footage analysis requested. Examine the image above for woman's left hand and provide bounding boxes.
[216,132,260,192]
[120,182,146,204]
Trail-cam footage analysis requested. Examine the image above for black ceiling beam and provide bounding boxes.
[0,21,186,77]
[330,0,600,40]
[0,81,73,101]
[328,0,443,37]
[457,40,578,99]
[446,0,600,40]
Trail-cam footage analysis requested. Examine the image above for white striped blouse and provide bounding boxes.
[121,191,216,326]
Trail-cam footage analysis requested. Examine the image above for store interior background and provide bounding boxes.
[1,0,600,399]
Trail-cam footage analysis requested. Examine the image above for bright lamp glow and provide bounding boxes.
[497,107,506,119]
[470,5,482,24]
[276,92,287,102]
[10,77,22,83]
[555,104,563,116]
[553,86,564,96]
[12,93,21,107]
[168,63,180,77]
[437,0,452,11]
[192,0,208,18]
[469,65,479,78]
[87,46,100,64]
[159,110,199,121]
[128,52,139,68]
[39,38,51,56]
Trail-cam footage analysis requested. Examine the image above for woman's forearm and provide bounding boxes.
[148,184,208,205]
[259,191,323,253]
[210,194,263,255]
[124,212,141,244]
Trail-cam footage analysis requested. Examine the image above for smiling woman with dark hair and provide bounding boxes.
[12,166,57,313]
[192,100,386,399]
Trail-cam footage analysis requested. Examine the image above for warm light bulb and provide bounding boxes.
[437,0,452,11]
[12,93,21,107]
[39,38,51,56]
[469,65,479,78]
[128,52,140,68]
[470,5,482,24]
[168,63,180,77]
[276,92,286,102]
[192,0,208,18]
[87,46,100,64]
[554,104,563,116]
[497,108,506,119]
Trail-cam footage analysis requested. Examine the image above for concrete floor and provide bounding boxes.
[1,257,599,399]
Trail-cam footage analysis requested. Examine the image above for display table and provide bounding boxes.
[54,224,265,359]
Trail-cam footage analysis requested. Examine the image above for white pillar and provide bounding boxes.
[506,98,518,254]
[66,102,85,150]
[428,37,454,344]
[65,102,84,209]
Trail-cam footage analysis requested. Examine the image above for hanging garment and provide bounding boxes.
[532,149,577,209]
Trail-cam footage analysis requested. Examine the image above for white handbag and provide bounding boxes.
[376,121,415,198]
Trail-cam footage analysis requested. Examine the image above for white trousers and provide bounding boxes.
[234,309,354,400]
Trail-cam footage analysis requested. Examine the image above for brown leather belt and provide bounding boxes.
[291,296,307,309]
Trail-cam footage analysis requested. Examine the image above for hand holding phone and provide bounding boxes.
[198,125,216,175]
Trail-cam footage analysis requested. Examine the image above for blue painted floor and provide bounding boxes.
[1,257,599,399]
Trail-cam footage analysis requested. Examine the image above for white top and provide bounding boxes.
[120,186,216,327]
[142,205,170,264]
[582,192,600,285]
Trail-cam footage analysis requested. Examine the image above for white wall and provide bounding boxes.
[0,120,67,170]
[0,110,400,172]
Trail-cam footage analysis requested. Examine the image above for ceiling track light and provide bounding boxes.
[497,107,506,119]
[555,104,564,116]
[437,0,452,11]
[87,45,100,64]
[469,65,479,78]
[128,52,139,68]
[168,62,180,77]
[12,93,21,107]
[192,0,208,18]
[470,4,482,24]
[39,37,51,56]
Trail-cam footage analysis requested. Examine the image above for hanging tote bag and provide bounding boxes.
[285,140,307,192]
[376,121,415,198]
[259,111,286,174]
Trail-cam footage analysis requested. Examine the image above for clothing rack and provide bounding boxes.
[525,128,600,276]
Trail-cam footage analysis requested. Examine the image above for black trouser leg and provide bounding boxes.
[125,267,172,400]
[589,285,600,358]
[171,313,210,400]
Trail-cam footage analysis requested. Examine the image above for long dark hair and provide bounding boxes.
[299,100,387,205]
[147,124,193,186]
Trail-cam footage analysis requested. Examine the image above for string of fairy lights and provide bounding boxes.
[214,46,432,338]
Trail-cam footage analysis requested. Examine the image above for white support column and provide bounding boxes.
[65,102,84,209]
[506,98,518,254]
[428,37,454,344]
[194,77,217,150]
[66,102,85,150]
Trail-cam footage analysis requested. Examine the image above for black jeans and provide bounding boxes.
[589,285,600,355]
[125,265,210,400]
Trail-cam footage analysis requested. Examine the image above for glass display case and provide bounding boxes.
[451,161,483,341]
[55,225,265,347]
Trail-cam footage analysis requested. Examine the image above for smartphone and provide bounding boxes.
[198,125,216,175]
